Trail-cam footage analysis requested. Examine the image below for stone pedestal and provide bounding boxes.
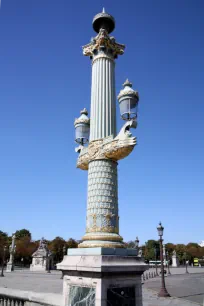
[30,237,53,272]
[30,257,47,272]
[172,254,179,267]
[57,248,148,306]
[6,262,14,272]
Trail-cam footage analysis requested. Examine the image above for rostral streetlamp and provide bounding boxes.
[58,8,148,305]
[157,222,170,297]
[74,53,138,248]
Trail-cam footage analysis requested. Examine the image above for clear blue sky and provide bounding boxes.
[0,0,203,245]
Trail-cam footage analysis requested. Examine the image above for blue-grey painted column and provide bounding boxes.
[90,56,116,141]
[79,22,125,248]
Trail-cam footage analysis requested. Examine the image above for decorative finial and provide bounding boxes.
[123,79,132,88]
[80,108,88,116]
[92,9,115,34]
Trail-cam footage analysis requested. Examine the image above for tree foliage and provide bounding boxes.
[49,236,66,264]
[144,240,160,261]
[1,228,204,267]
[15,229,31,240]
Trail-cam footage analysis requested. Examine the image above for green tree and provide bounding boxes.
[67,238,78,249]
[15,229,31,240]
[144,240,160,261]
[175,244,186,264]
[165,243,175,256]
[49,236,66,264]
[0,231,9,263]
[15,236,37,265]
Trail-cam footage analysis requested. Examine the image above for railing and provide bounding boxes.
[0,288,62,306]
[0,295,26,306]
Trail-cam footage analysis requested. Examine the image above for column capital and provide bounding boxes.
[82,28,125,59]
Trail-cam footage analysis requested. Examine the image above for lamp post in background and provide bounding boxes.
[135,236,139,255]
[60,245,67,279]
[166,251,171,275]
[154,247,159,276]
[157,222,170,297]
[46,249,51,273]
[21,258,24,269]
[0,246,7,277]
[184,252,189,274]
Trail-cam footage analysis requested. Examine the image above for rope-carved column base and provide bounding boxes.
[79,159,124,248]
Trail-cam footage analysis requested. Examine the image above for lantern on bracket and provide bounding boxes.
[74,108,90,145]
[117,79,139,121]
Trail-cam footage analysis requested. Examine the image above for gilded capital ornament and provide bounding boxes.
[83,28,125,58]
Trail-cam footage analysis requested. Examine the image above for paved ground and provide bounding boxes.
[0,270,63,294]
[144,272,204,305]
[0,269,204,305]
[148,266,204,275]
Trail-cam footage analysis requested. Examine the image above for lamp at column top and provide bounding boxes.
[74,108,90,145]
[157,222,164,238]
[117,79,139,121]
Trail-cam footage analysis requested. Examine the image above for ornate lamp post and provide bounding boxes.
[157,222,170,297]
[154,247,159,276]
[0,246,7,277]
[184,252,189,274]
[166,251,171,275]
[74,9,138,248]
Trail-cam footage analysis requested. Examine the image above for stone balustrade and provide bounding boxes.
[0,288,61,306]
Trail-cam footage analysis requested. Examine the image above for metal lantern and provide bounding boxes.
[157,222,164,237]
[117,79,139,120]
[74,108,90,145]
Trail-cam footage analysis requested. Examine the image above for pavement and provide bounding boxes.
[0,268,203,305]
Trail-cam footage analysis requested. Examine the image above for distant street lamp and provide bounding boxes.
[60,245,67,279]
[154,247,159,276]
[157,222,170,297]
[135,236,139,255]
[184,252,189,274]
[0,246,7,277]
[21,258,24,269]
[166,251,171,275]
[46,249,51,273]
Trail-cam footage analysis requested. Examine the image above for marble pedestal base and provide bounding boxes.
[6,262,14,272]
[172,255,179,267]
[57,248,148,306]
[30,265,47,272]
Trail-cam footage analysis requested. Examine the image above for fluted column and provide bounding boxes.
[79,27,125,248]
[90,56,116,141]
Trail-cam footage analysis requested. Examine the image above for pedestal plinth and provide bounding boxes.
[6,262,14,272]
[172,254,179,267]
[57,248,148,306]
